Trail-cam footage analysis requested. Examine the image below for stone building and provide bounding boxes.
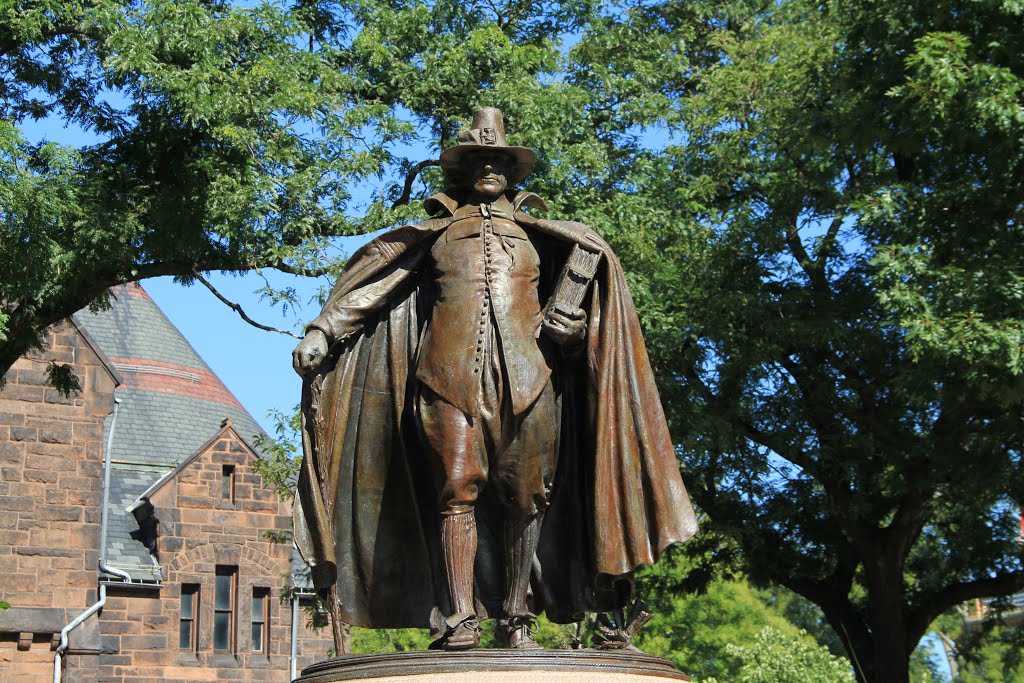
[0,283,331,682]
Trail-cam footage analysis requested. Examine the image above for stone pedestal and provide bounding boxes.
[294,649,690,682]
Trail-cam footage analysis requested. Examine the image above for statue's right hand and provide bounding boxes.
[292,329,329,376]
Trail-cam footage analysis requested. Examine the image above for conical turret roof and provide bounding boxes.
[73,283,269,581]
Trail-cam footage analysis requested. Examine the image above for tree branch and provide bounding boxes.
[133,259,238,281]
[1,255,298,372]
[908,570,1024,648]
[814,215,844,268]
[937,631,960,680]
[782,209,831,293]
[272,260,332,278]
[776,356,848,440]
[192,271,301,338]
[775,571,873,682]
[774,573,872,679]
[786,222,816,280]
[681,363,800,459]
[392,159,440,208]
[685,357,875,552]
[884,453,936,567]
[0,25,86,59]
[772,355,884,552]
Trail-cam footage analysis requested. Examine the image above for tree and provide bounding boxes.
[342,0,1018,680]
[930,606,1024,682]
[614,2,1024,683]
[334,2,1022,678]
[201,3,1024,681]
[0,0,419,377]
[9,3,1022,682]
[631,544,852,681]
[705,626,855,683]
[956,626,1024,683]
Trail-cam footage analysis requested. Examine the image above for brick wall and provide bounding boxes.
[0,322,334,683]
[91,425,328,682]
[292,598,335,674]
[0,321,117,682]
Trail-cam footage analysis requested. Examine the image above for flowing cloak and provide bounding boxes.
[293,192,698,628]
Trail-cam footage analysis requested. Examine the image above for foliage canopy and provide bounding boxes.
[4,2,1023,683]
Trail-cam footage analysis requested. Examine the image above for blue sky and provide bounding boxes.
[143,249,370,434]
[20,104,385,434]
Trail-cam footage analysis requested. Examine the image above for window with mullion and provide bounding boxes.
[179,584,199,651]
[251,587,270,653]
[214,566,237,652]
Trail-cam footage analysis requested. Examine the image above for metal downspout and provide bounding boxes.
[97,398,122,576]
[291,594,300,680]
[54,398,128,683]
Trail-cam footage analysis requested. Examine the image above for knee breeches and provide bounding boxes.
[417,382,558,518]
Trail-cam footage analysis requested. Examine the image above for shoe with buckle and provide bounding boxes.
[497,616,542,650]
[439,612,481,650]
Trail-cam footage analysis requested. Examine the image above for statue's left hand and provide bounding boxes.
[541,308,587,346]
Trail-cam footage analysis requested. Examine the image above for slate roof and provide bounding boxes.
[102,463,166,583]
[75,287,215,372]
[101,389,265,468]
[73,283,274,583]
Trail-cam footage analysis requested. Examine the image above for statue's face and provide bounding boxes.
[464,151,511,199]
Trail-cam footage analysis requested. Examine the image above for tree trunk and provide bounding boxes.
[863,555,912,683]
[866,633,911,683]
[842,615,910,683]
[821,555,915,683]
[822,608,877,683]
[938,631,959,680]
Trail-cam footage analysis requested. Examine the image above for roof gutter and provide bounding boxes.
[54,398,131,683]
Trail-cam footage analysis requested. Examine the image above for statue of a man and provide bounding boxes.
[292,108,697,651]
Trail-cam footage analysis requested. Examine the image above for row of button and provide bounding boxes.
[474,205,495,373]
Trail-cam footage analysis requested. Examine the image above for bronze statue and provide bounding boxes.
[292,108,698,652]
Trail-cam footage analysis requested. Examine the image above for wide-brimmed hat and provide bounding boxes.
[440,107,536,185]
